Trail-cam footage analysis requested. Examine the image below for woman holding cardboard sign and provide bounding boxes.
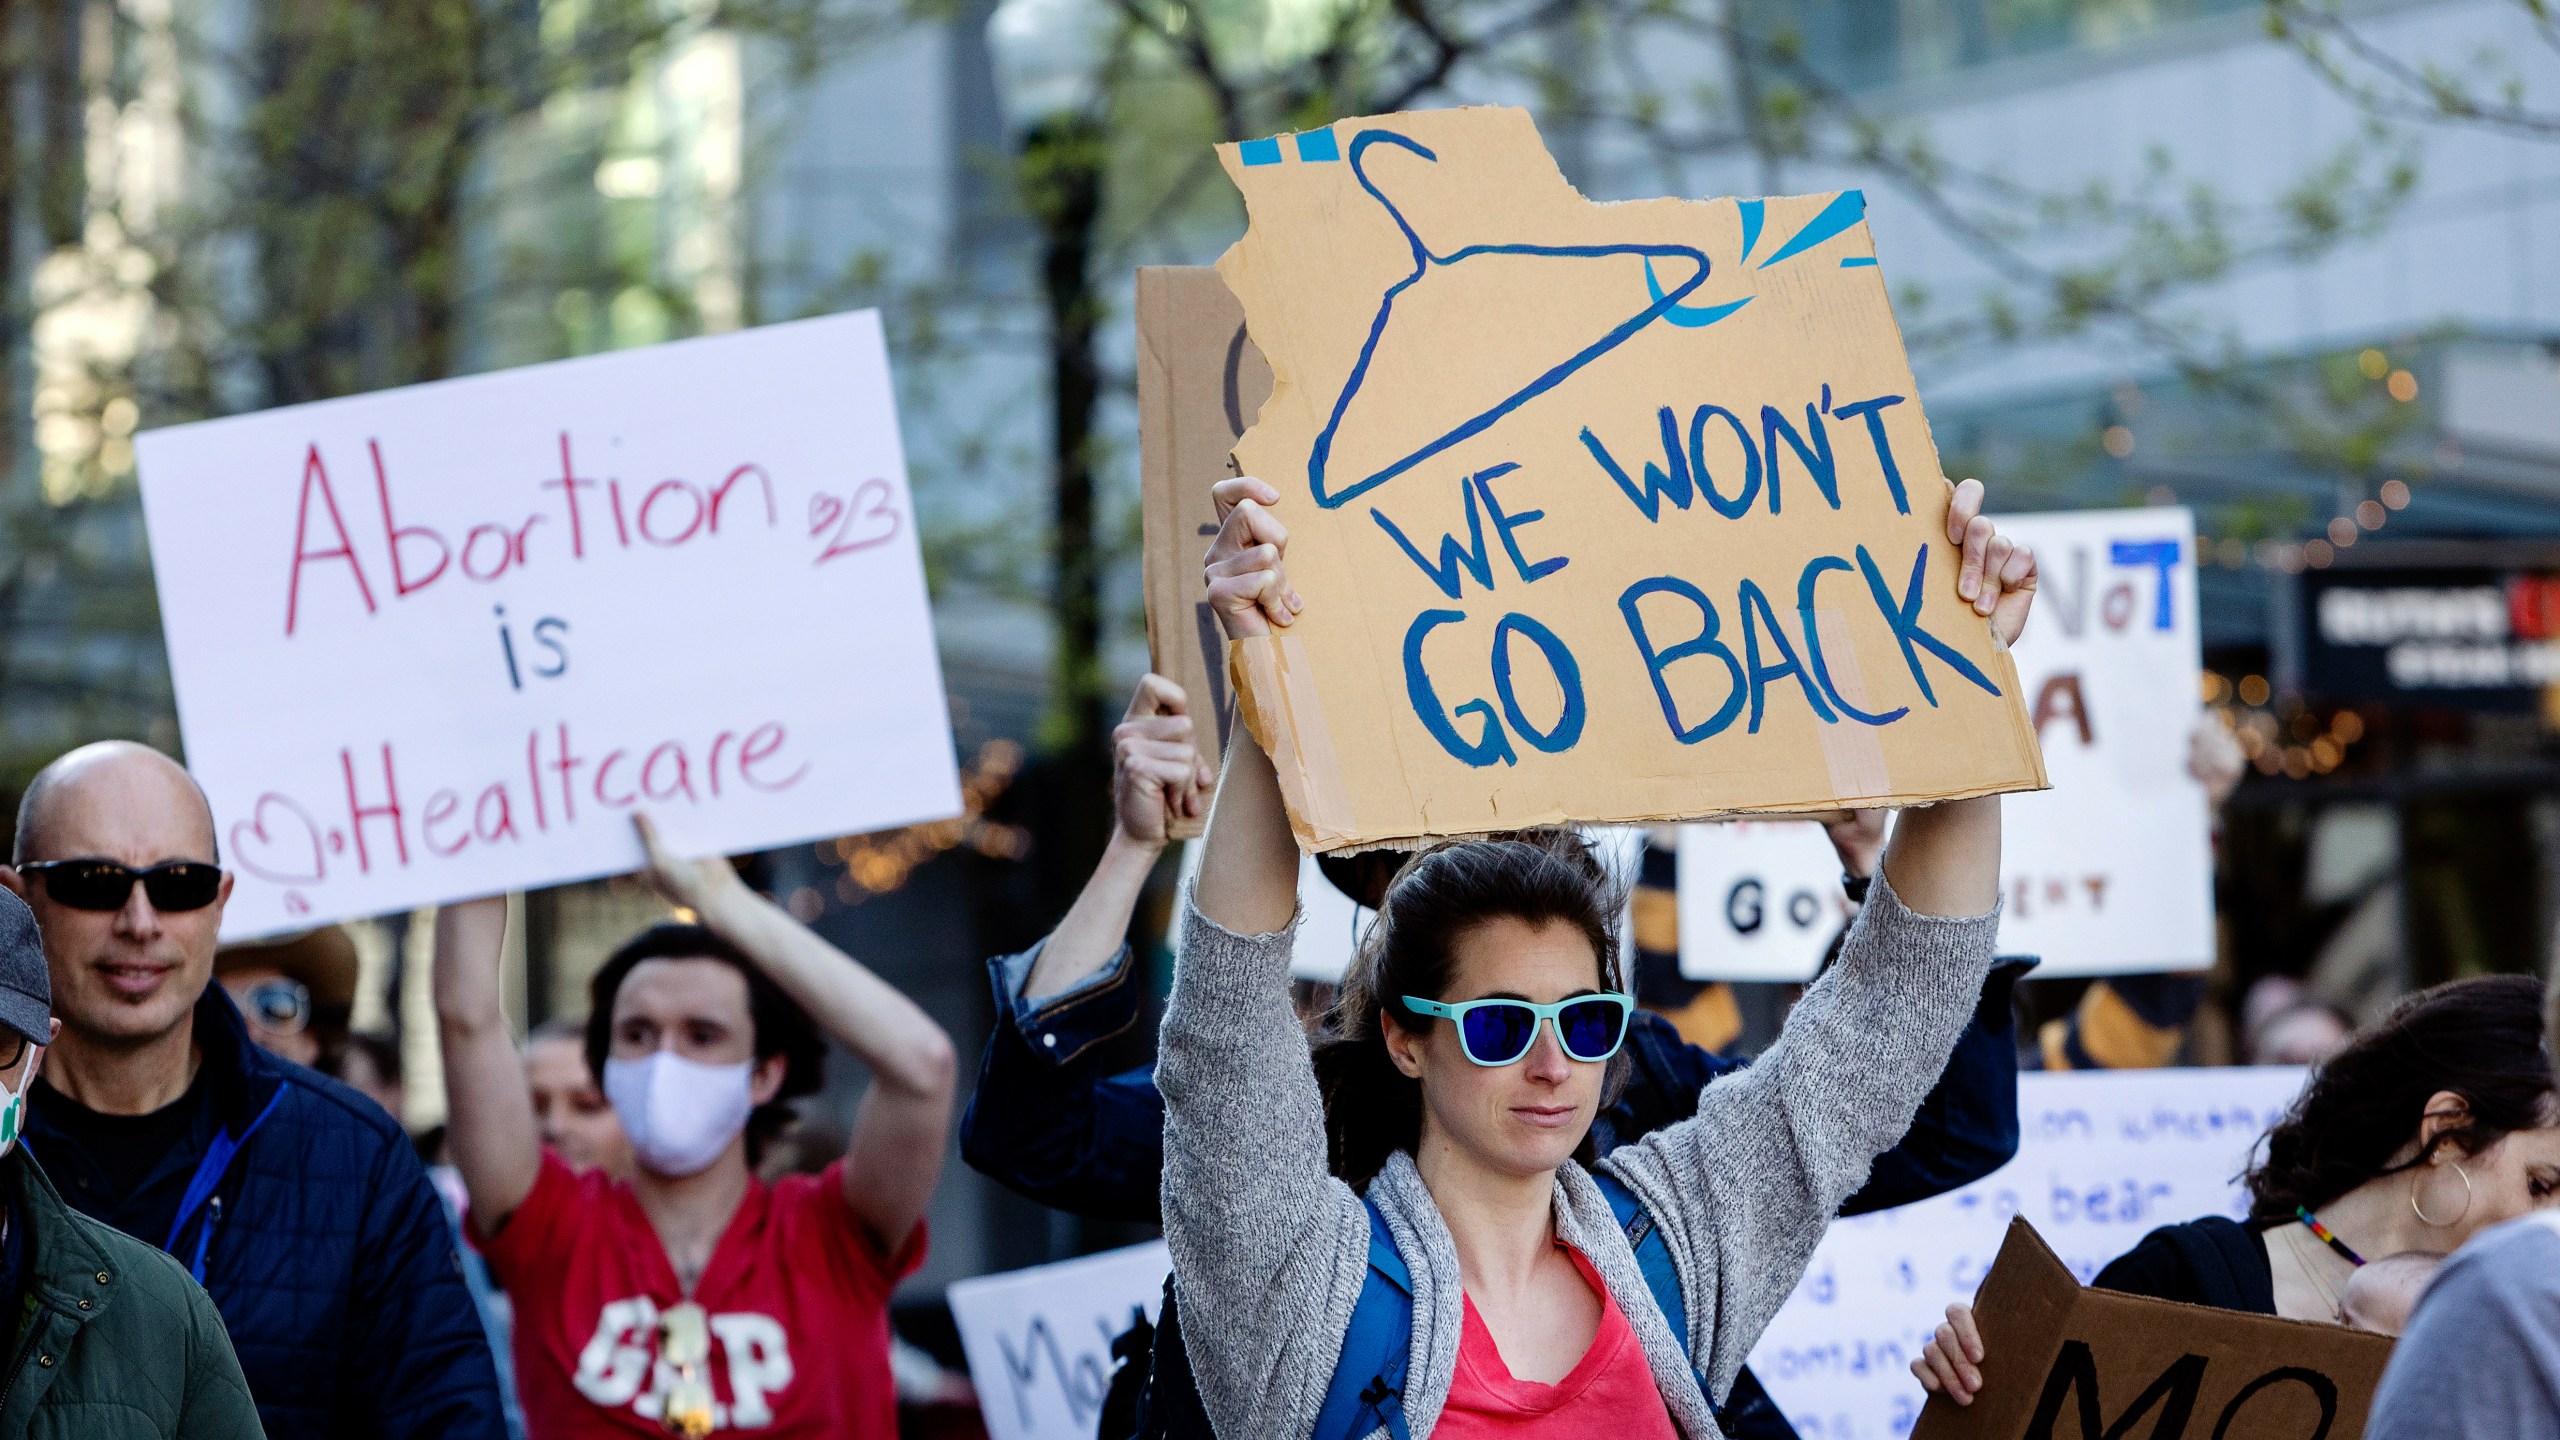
[1163,474,2035,1439]
[1915,973,2560,1405]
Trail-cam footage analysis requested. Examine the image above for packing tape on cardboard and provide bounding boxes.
[1228,635,1359,848]
[1813,607,1894,802]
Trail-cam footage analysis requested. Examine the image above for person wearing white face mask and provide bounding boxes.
[434,814,958,1440]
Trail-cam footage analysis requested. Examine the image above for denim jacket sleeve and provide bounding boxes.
[958,938,1170,1225]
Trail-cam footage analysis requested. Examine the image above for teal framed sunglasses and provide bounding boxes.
[1400,993,1634,1067]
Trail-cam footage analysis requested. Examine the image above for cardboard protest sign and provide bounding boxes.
[947,1241,1169,1440]
[1137,267,1273,837]
[1752,1066,2311,1440]
[1212,106,2046,851]
[136,312,962,938]
[1994,507,2213,976]
[1676,820,1852,981]
[1910,1218,2389,1440]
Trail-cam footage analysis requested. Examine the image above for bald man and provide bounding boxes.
[2,742,506,1440]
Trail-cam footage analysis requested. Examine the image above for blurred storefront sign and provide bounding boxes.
[2302,549,2560,711]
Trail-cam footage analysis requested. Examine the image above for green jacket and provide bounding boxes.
[0,1149,261,1438]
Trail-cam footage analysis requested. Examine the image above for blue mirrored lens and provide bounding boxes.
[1459,1003,1537,1064]
[1558,999,1626,1059]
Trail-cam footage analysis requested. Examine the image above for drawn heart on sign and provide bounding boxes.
[808,491,843,539]
[228,793,327,886]
[808,479,901,565]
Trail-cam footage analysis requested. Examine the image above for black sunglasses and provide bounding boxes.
[18,859,222,914]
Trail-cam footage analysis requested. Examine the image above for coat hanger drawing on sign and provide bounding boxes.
[1300,126,1873,511]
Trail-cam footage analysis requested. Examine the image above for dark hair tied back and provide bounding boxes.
[2244,973,2553,1223]
[1310,829,1626,1190]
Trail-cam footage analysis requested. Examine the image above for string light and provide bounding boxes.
[2209,675,2373,780]
[810,738,1034,908]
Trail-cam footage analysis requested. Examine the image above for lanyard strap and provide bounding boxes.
[163,1084,288,1281]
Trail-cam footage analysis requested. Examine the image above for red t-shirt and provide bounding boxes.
[1435,1247,1680,1438]
[478,1150,926,1438]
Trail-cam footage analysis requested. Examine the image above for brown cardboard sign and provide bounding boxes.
[1912,1219,2393,1440]
[1136,266,1273,837]
[1212,106,2047,850]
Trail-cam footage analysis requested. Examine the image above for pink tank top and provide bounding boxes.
[1434,1246,1681,1438]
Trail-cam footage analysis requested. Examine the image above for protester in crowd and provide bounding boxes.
[214,925,358,1071]
[1151,475,2028,1440]
[2241,975,2354,1067]
[2339,1249,2441,1336]
[336,1029,407,1124]
[437,812,957,1437]
[524,1017,634,1179]
[0,739,507,1438]
[1916,972,2557,1406]
[962,671,2031,1439]
[2361,980,2560,1439]
[0,887,264,1434]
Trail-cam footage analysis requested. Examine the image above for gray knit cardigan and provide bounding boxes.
[1156,871,2000,1440]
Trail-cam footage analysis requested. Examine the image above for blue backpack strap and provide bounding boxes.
[1597,1174,1802,1440]
[1597,1171,1717,1391]
[1310,1199,1415,1440]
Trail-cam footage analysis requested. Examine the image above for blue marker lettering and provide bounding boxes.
[1854,543,2002,706]
[1579,409,1692,522]
[1490,614,1585,752]
[1830,393,1910,514]
[1761,386,1839,512]
[1740,578,1837,732]
[1686,404,1762,519]
[1370,482,1494,600]
[1797,555,1907,726]
[2107,538,2182,630]
[1618,577,1746,743]
[1403,609,1515,767]
[1472,464,1567,584]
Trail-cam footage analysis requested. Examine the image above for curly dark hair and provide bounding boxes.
[1308,829,1627,1189]
[585,923,827,1166]
[2243,973,2553,1223]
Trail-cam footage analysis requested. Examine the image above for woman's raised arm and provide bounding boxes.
[1157,474,1372,1440]
[1193,476,1303,936]
[1600,479,2033,1399]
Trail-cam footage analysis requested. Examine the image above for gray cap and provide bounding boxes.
[0,891,50,1049]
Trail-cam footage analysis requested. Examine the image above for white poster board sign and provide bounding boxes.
[1670,509,2208,983]
[1994,507,2212,976]
[949,1240,1170,1440]
[136,312,961,938]
[1750,1066,2306,1440]
[1675,821,1851,981]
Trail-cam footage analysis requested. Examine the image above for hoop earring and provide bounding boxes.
[2411,1161,2476,1229]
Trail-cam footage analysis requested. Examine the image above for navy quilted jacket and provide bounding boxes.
[29,986,506,1440]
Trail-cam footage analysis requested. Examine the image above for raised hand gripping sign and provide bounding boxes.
[1215,107,2045,850]
[136,312,961,938]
